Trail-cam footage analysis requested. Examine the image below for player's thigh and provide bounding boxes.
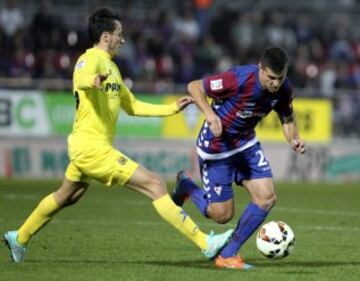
[199,157,235,222]
[199,157,234,204]
[234,142,273,184]
[125,165,167,200]
[242,178,275,200]
[70,145,138,187]
[234,143,276,209]
[243,178,276,210]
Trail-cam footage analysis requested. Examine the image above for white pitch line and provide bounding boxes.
[296,225,360,231]
[4,194,358,218]
[3,194,39,200]
[2,217,358,232]
[275,206,359,217]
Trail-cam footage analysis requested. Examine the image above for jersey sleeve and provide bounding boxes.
[121,85,179,116]
[73,54,99,90]
[202,70,238,99]
[274,80,294,123]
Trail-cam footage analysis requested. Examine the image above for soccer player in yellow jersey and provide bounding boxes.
[4,8,234,263]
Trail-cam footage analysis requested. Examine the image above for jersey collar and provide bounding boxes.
[87,47,111,60]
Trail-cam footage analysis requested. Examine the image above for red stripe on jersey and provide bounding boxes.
[203,71,238,98]
[221,72,256,126]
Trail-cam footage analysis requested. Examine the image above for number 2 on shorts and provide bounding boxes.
[256,150,268,167]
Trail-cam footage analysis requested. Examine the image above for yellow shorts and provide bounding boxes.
[65,143,138,187]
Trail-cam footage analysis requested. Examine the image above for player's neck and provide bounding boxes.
[93,43,112,57]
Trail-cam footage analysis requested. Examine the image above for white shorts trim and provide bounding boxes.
[197,138,258,160]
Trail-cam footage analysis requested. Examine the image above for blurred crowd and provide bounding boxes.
[1,0,360,94]
[1,0,360,137]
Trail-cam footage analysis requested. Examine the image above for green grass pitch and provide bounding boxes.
[1,179,360,281]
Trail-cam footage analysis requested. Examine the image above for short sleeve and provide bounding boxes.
[202,70,238,99]
[73,54,99,89]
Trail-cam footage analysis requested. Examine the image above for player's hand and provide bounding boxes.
[206,112,222,137]
[94,72,111,88]
[291,139,306,154]
[176,96,194,111]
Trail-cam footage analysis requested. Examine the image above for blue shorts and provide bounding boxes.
[198,142,273,203]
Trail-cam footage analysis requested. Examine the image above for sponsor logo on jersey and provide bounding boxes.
[271,100,278,107]
[76,60,85,70]
[105,83,121,92]
[236,110,266,118]
[210,79,223,91]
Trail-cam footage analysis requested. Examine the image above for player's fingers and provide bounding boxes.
[217,119,223,136]
[94,75,102,88]
[292,139,299,148]
[177,98,192,109]
[209,121,218,137]
[212,119,222,137]
[300,145,306,154]
[184,97,194,105]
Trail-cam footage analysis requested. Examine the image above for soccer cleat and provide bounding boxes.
[215,255,254,270]
[202,229,234,259]
[4,231,27,263]
[171,170,192,206]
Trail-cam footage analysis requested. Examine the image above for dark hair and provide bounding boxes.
[88,8,121,45]
[260,47,289,73]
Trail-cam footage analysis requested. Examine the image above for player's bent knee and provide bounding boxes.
[208,207,234,224]
[255,193,277,211]
[213,214,233,224]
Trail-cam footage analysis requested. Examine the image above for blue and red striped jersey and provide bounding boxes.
[197,64,293,157]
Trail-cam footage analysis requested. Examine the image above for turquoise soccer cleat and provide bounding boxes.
[202,229,234,259]
[4,231,27,263]
[171,170,191,206]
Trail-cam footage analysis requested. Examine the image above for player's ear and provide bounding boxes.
[101,32,111,44]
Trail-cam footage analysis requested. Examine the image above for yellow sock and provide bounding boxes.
[152,194,207,250]
[17,193,61,245]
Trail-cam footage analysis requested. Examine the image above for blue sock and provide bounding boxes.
[182,178,209,217]
[220,202,268,258]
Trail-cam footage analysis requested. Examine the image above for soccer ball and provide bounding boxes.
[256,221,295,259]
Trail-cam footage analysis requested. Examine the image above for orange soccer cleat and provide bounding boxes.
[215,255,254,270]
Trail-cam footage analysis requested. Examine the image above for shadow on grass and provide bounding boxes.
[250,259,360,268]
[28,258,215,269]
[27,258,360,271]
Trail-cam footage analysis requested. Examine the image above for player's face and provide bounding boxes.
[108,20,125,57]
[259,64,287,93]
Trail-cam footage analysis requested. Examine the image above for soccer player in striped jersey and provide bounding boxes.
[4,8,233,263]
[172,47,306,269]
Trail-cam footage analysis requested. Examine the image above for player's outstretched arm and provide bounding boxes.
[281,118,306,154]
[121,86,192,117]
[187,80,222,137]
[176,96,194,111]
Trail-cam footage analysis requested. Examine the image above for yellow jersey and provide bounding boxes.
[69,47,179,146]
